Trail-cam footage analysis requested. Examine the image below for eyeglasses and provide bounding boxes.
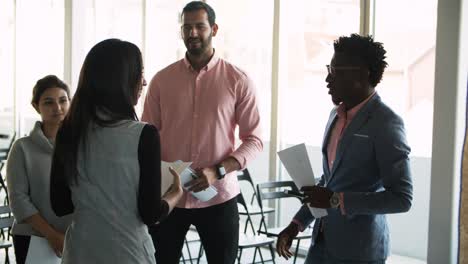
[326,65,362,76]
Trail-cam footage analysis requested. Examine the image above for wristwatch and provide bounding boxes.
[329,192,341,208]
[215,163,227,180]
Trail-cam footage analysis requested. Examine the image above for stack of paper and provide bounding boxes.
[161,160,218,202]
[278,143,328,218]
[25,236,61,264]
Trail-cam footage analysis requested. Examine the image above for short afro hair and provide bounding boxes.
[334,34,388,87]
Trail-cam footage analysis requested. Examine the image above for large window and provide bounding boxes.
[373,0,438,260]
[208,0,274,184]
[0,0,15,135]
[72,0,145,113]
[16,0,65,135]
[144,0,191,116]
[277,0,361,235]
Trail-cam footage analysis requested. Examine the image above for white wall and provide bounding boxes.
[428,0,468,263]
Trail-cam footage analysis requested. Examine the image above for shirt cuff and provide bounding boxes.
[339,192,346,215]
[292,219,306,232]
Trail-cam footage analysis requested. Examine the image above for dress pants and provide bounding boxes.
[305,232,386,264]
[12,234,31,264]
[150,197,239,264]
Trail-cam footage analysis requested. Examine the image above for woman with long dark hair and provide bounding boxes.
[7,75,72,263]
[50,38,182,263]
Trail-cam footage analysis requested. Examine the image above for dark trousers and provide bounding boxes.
[305,233,386,264]
[150,197,239,264]
[12,235,31,264]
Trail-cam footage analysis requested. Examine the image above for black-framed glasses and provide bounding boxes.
[326,65,362,76]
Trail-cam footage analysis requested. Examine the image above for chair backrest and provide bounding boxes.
[0,205,13,230]
[0,172,8,205]
[237,169,255,189]
[0,132,16,172]
[0,132,16,159]
[256,180,301,205]
[255,180,302,233]
[237,169,258,205]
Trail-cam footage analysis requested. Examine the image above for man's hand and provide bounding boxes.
[276,222,299,259]
[301,186,333,208]
[185,167,218,193]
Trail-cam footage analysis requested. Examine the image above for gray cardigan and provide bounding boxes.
[6,121,72,236]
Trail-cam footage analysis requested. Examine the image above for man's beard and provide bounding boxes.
[186,34,212,56]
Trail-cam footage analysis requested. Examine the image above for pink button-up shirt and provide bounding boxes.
[327,92,376,215]
[142,54,263,209]
[327,92,376,170]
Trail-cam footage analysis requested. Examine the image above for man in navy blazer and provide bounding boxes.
[276,34,413,263]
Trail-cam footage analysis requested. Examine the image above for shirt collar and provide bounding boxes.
[337,91,376,120]
[183,49,219,72]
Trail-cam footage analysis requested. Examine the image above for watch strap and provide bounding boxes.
[216,163,226,179]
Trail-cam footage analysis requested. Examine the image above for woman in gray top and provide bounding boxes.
[6,75,73,263]
[50,39,183,264]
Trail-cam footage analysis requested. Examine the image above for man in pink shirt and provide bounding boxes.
[276,34,413,263]
[141,1,262,263]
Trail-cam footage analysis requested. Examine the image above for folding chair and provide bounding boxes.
[0,132,16,173]
[180,226,204,264]
[0,205,13,264]
[237,169,274,233]
[237,193,276,264]
[256,181,312,264]
[0,172,8,206]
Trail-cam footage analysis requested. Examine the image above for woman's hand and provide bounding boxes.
[167,166,183,198]
[23,214,66,258]
[45,230,65,257]
[162,167,184,212]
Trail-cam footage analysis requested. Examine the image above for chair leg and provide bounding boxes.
[268,244,276,264]
[293,239,301,264]
[252,247,258,263]
[5,248,9,264]
[237,248,243,264]
[250,193,255,205]
[196,243,203,264]
[258,246,265,263]
[184,239,194,264]
[180,249,186,263]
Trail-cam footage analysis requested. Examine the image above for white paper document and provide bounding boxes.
[161,161,218,202]
[25,236,61,264]
[278,143,328,218]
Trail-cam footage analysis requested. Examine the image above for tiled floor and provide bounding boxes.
[0,240,426,264]
[182,242,426,264]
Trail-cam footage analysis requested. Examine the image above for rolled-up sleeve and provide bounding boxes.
[6,141,39,223]
[230,76,263,169]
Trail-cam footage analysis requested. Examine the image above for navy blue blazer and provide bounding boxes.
[294,94,413,261]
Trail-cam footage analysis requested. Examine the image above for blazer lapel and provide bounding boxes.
[322,108,338,177]
[328,95,381,183]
